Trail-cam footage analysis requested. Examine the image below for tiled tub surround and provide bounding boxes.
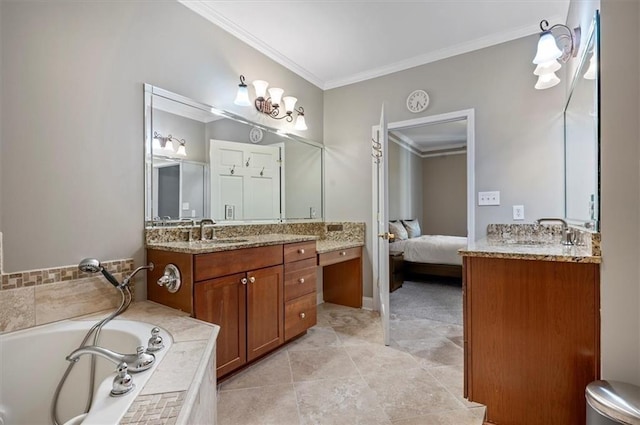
[459,224,601,263]
[0,258,136,333]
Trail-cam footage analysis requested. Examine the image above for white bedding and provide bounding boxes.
[391,235,467,265]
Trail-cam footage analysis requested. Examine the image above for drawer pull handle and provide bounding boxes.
[300,312,306,319]
[241,278,247,285]
[298,248,305,254]
[298,278,305,284]
[340,251,346,256]
[249,276,256,283]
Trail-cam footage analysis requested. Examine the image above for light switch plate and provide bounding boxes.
[478,191,500,206]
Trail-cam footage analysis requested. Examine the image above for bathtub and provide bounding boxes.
[0,319,172,425]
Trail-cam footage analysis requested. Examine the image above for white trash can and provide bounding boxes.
[586,380,640,425]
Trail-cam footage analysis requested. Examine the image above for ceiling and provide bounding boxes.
[179,0,570,90]
[389,119,468,156]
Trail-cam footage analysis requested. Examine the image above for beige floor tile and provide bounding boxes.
[430,323,464,339]
[390,408,484,425]
[389,319,444,341]
[217,383,300,425]
[220,349,292,391]
[334,322,384,346]
[427,365,484,408]
[396,337,463,368]
[289,347,359,382]
[295,376,391,425]
[363,367,463,421]
[287,326,342,351]
[345,343,419,374]
[320,303,380,328]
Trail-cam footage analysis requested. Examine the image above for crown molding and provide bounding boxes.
[179,0,325,89]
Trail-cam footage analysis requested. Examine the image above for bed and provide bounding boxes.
[388,220,467,279]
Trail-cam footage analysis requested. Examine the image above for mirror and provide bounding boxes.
[144,85,323,224]
[564,11,599,230]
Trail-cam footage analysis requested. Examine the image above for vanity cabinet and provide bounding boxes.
[283,241,318,341]
[319,246,363,308]
[463,256,600,425]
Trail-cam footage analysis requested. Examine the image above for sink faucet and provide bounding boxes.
[535,218,573,246]
[200,218,216,241]
[180,218,195,241]
[66,345,155,373]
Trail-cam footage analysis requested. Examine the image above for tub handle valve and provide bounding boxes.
[147,327,165,352]
[111,362,135,397]
[157,264,181,293]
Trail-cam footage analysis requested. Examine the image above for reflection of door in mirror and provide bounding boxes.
[564,11,599,230]
[153,159,207,219]
[210,140,282,221]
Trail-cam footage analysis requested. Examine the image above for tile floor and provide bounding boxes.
[217,301,485,425]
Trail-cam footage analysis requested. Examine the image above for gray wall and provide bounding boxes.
[0,0,323,292]
[597,0,640,386]
[324,35,565,297]
[422,154,467,236]
[388,141,423,222]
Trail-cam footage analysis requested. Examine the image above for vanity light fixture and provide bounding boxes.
[532,20,581,90]
[583,51,597,80]
[233,74,307,130]
[153,131,187,156]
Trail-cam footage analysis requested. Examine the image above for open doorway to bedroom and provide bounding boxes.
[385,110,472,370]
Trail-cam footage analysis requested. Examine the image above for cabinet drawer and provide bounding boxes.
[284,241,316,263]
[318,246,361,267]
[284,265,317,302]
[194,245,283,282]
[285,292,317,341]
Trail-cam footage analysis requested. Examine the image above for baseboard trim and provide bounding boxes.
[362,296,374,310]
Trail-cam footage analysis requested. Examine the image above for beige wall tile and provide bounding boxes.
[0,286,35,332]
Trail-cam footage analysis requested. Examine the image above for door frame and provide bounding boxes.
[371,108,475,312]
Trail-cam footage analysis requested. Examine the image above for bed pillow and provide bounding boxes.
[389,221,408,241]
[401,219,421,238]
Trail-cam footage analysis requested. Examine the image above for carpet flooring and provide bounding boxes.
[389,278,463,325]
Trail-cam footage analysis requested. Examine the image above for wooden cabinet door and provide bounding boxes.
[194,272,247,378]
[246,265,284,361]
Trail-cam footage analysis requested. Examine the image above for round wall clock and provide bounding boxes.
[249,127,263,143]
[406,89,430,113]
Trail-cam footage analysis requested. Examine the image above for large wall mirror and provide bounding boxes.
[564,11,599,230]
[144,84,324,225]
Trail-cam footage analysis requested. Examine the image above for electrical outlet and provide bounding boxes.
[513,205,525,220]
[478,191,500,206]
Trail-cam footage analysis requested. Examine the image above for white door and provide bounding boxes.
[372,105,390,346]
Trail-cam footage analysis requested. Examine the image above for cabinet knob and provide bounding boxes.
[300,312,306,319]
[298,248,305,254]
[249,276,256,283]
[241,278,247,285]
[298,278,305,284]
[340,251,346,256]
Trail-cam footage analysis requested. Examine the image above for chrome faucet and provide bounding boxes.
[180,218,196,241]
[200,218,216,241]
[535,218,573,245]
[66,345,155,373]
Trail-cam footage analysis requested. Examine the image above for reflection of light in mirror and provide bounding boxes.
[583,52,597,80]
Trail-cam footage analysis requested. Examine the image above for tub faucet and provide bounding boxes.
[200,218,216,241]
[66,345,155,373]
[535,218,573,246]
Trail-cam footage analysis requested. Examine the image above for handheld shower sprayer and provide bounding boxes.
[78,258,154,289]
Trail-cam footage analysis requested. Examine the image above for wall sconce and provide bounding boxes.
[583,50,597,80]
[153,131,187,156]
[234,75,308,131]
[532,19,581,90]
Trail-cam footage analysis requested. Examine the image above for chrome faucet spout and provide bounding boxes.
[66,345,155,373]
[535,218,573,246]
[200,218,216,241]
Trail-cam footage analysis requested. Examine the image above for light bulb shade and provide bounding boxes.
[283,96,297,113]
[268,88,284,106]
[252,80,269,99]
[534,59,561,76]
[583,53,597,80]
[533,31,563,64]
[234,85,251,106]
[152,137,162,150]
[294,114,307,131]
[164,139,174,151]
[176,144,187,156]
[534,72,561,90]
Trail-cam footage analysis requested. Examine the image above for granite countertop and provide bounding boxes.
[316,240,364,254]
[146,233,319,254]
[80,301,219,424]
[459,239,601,264]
